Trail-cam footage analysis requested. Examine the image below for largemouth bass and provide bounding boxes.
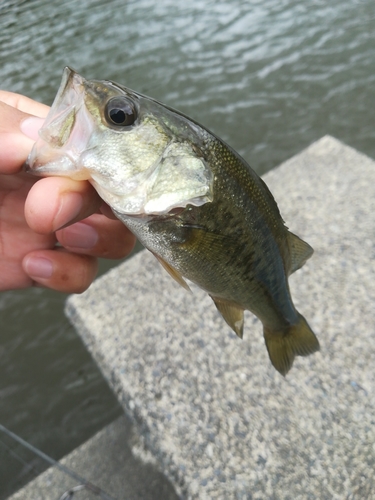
[27,67,319,375]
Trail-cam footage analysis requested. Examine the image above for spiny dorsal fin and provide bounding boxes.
[211,296,244,339]
[287,232,314,275]
[153,254,191,292]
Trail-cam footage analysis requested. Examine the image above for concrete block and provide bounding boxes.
[64,136,375,499]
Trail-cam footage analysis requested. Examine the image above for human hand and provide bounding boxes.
[0,91,136,293]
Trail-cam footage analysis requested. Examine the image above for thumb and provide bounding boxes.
[20,115,45,141]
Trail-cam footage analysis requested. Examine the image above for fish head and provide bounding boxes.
[27,67,213,215]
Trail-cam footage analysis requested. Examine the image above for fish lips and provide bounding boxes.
[26,67,93,180]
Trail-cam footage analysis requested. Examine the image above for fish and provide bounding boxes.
[26,67,320,375]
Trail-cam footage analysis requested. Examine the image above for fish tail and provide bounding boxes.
[263,314,320,376]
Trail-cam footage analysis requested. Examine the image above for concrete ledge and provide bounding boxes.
[65,136,375,499]
[40,136,375,498]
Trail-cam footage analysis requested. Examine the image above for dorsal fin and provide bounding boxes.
[287,232,314,275]
[211,296,244,339]
[153,254,191,292]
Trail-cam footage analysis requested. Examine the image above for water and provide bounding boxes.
[0,0,374,496]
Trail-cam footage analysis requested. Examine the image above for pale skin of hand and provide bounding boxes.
[0,90,136,293]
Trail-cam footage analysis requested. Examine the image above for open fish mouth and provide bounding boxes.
[26,67,94,180]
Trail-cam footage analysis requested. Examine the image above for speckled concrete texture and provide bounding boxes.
[64,136,375,499]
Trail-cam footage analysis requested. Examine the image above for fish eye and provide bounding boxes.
[104,97,137,127]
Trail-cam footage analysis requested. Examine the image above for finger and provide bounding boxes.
[0,100,47,174]
[100,201,118,220]
[56,215,137,259]
[0,102,39,173]
[0,90,49,117]
[25,177,102,234]
[22,248,98,293]
[0,258,35,291]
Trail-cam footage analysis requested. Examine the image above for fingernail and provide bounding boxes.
[58,222,99,249]
[20,116,45,141]
[53,192,84,231]
[24,257,53,279]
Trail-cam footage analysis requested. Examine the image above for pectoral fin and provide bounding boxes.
[180,225,236,253]
[211,296,244,339]
[153,254,191,292]
[287,232,314,275]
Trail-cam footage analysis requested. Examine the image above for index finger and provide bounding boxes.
[0,90,49,118]
[0,92,49,174]
[0,101,43,174]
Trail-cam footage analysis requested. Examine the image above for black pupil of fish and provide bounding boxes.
[106,98,135,126]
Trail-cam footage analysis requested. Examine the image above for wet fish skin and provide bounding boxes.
[27,67,319,375]
[119,129,319,375]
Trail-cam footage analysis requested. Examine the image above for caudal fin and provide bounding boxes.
[263,314,320,376]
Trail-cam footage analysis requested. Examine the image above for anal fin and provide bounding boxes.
[211,296,244,339]
[153,253,191,292]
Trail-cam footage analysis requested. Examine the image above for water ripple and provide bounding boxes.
[1,0,375,496]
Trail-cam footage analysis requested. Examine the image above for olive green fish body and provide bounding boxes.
[120,133,297,330]
[27,67,319,375]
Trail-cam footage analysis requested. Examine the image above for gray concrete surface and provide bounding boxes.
[7,415,179,500]
[11,136,375,499]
